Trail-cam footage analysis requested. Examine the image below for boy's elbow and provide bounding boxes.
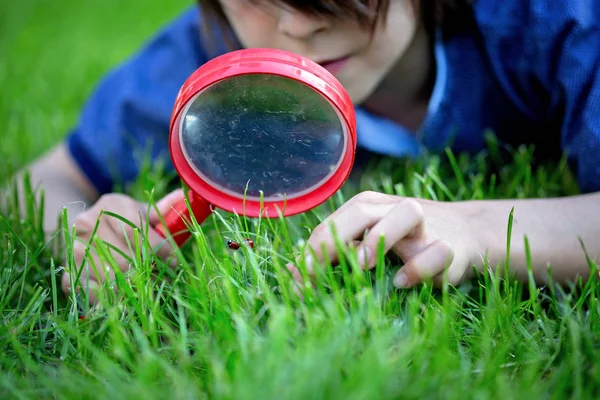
[4,141,101,228]
[3,141,103,233]
[22,142,99,202]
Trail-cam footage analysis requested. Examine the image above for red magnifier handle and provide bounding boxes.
[154,191,213,247]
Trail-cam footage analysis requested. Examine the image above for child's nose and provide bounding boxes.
[277,9,330,40]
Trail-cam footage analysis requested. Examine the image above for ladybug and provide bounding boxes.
[227,240,240,250]
[226,238,254,250]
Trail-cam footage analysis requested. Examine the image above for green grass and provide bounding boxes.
[2,0,600,399]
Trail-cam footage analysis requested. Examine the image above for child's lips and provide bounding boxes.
[317,55,351,73]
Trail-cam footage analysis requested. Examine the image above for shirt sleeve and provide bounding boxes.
[66,7,209,194]
[473,1,600,193]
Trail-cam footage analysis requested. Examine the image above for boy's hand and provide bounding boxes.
[61,189,185,304]
[287,191,481,289]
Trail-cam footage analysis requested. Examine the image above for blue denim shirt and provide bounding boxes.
[67,1,600,194]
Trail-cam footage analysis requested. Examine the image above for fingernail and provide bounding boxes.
[394,271,409,288]
[304,255,313,273]
[85,280,100,304]
[292,283,305,302]
[285,262,296,274]
[359,247,372,267]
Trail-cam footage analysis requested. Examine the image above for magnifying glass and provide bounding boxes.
[153,48,357,247]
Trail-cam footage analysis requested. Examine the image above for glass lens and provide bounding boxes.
[179,73,347,201]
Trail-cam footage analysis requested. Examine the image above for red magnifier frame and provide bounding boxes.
[154,48,357,246]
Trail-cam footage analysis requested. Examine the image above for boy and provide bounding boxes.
[15,0,600,302]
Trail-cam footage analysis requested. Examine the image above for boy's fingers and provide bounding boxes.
[355,199,425,270]
[72,238,114,283]
[393,240,455,288]
[71,220,131,281]
[146,190,186,264]
[302,202,395,273]
[146,227,178,267]
[148,189,186,225]
[61,272,101,305]
[62,191,185,303]
[106,206,176,263]
[63,240,119,306]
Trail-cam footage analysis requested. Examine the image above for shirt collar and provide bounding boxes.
[354,29,448,158]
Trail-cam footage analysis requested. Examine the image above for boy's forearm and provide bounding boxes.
[459,192,600,284]
[16,170,93,233]
[2,143,99,234]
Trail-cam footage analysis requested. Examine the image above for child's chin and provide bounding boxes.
[345,82,378,105]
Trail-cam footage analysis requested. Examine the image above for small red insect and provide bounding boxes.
[226,238,254,250]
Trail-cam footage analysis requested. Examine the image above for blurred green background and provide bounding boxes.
[0,0,191,180]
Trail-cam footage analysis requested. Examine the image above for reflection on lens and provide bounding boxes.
[180,74,347,201]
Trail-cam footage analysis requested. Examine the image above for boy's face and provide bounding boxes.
[218,0,420,104]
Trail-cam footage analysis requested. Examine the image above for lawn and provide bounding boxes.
[2,1,600,399]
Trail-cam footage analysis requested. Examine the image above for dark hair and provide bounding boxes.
[197,0,473,53]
